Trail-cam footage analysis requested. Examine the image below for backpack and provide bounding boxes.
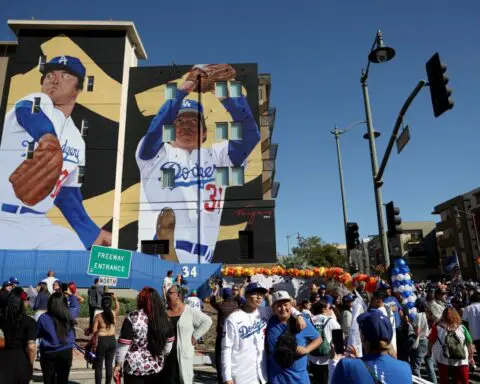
[272,316,299,369]
[310,317,331,356]
[438,327,466,360]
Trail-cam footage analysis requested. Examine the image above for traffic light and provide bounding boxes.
[346,222,360,250]
[385,201,402,238]
[426,52,454,118]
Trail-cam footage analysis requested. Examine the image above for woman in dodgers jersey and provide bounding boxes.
[0,56,111,250]
[135,66,260,264]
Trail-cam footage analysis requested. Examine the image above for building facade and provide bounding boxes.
[366,221,440,280]
[432,187,480,280]
[0,20,279,264]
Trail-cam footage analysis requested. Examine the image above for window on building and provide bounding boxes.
[230,82,242,98]
[230,122,243,140]
[26,141,35,160]
[141,240,169,255]
[215,122,228,140]
[81,119,89,137]
[476,195,480,205]
[231,167,244,186]
[258,87,263,101]
[77,166,85,184]
[165,83,177,99]
[215,82,228,98]
[38,55,46,72]
[216,167,229,186]
[32,97,41,114]
[239,230,254,259]
[163,125,176,142]
[162,168,175,189]
[87,76,95,92]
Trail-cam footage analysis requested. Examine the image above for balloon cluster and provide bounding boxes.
[391,258,417,319]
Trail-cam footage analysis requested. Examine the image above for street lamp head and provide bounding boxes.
[368,30,396,64]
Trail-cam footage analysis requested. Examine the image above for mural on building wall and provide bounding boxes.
[120,63,276,264]
[0,33,123,250]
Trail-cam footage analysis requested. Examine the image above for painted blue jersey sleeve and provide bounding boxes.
[54,187,100,249]
[15,100,57,142]
[138,89,188,161]
[221,96,261,166]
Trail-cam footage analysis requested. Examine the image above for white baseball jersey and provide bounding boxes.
[136,139,232,263]
[0,92,86,249]
[222,307,272,384]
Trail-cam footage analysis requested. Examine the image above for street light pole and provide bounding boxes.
[360,72,391,268]
[330,121,366,265]
[332,127,348,244]
[286,232,300,256]
[358,29,396,268]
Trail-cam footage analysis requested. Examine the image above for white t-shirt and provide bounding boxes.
[42,276,57,295]
[309,314,341,365]
[185,296,202,311]
[163,276,173,293]
[462,302,480,341]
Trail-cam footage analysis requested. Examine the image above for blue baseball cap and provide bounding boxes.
[324,294,334,305]
[319,284,326,289]
[357,310,393,344]
[41,55,86,82]
[222,288,233,299]
[177,99,203,116]
[245,282,268,295]
[2,281,12,289]
[379,281,390,289]
[343,294,355,303]
[9,276,19,285]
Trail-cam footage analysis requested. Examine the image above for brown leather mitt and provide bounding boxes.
[9,133,63,206]
[185,64,237,93]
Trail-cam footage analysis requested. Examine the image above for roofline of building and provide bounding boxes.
[7,20,147,60]
[0,41,18,46]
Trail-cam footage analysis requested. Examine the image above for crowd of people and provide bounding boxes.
[0,267,479,384]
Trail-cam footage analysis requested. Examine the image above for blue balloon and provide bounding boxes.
[394,258,406,267]
[403,291,412,298]
[392,281,401,288]
[392,268,400,275]
[399,266,408,273]
[407,302,415,309]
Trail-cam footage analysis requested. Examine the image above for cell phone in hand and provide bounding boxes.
[332,329,344,354]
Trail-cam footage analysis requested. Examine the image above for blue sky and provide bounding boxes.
[1,1,479,256]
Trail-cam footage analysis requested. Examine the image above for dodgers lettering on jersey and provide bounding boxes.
[239,318,268,339]
[0,93,85,213]
[136,138,232,249]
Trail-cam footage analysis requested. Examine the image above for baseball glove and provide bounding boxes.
[9,133,63,206]
[185,64,236,93]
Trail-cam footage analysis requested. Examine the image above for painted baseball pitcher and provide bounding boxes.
[0,55,111,250]
[136,64,260,263]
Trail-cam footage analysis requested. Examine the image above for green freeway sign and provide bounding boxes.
[88,246,132,279]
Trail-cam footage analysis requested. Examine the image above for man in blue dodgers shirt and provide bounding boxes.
[135,64,261,264]
[0,55,111,250]
[331,309,412,383]
[266,290,322,384]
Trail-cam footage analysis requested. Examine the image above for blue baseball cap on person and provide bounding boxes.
[245,282,268,295]
[343,294,355,303]
[319,284,326,289]
[357,310,393,344]
[2,281,12,289]
[222,288,233,299]
[177,99,204,116]
[41,55,86,82]
[9,277,19,285]
[324,295,334,305]
[379,281,390,289]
